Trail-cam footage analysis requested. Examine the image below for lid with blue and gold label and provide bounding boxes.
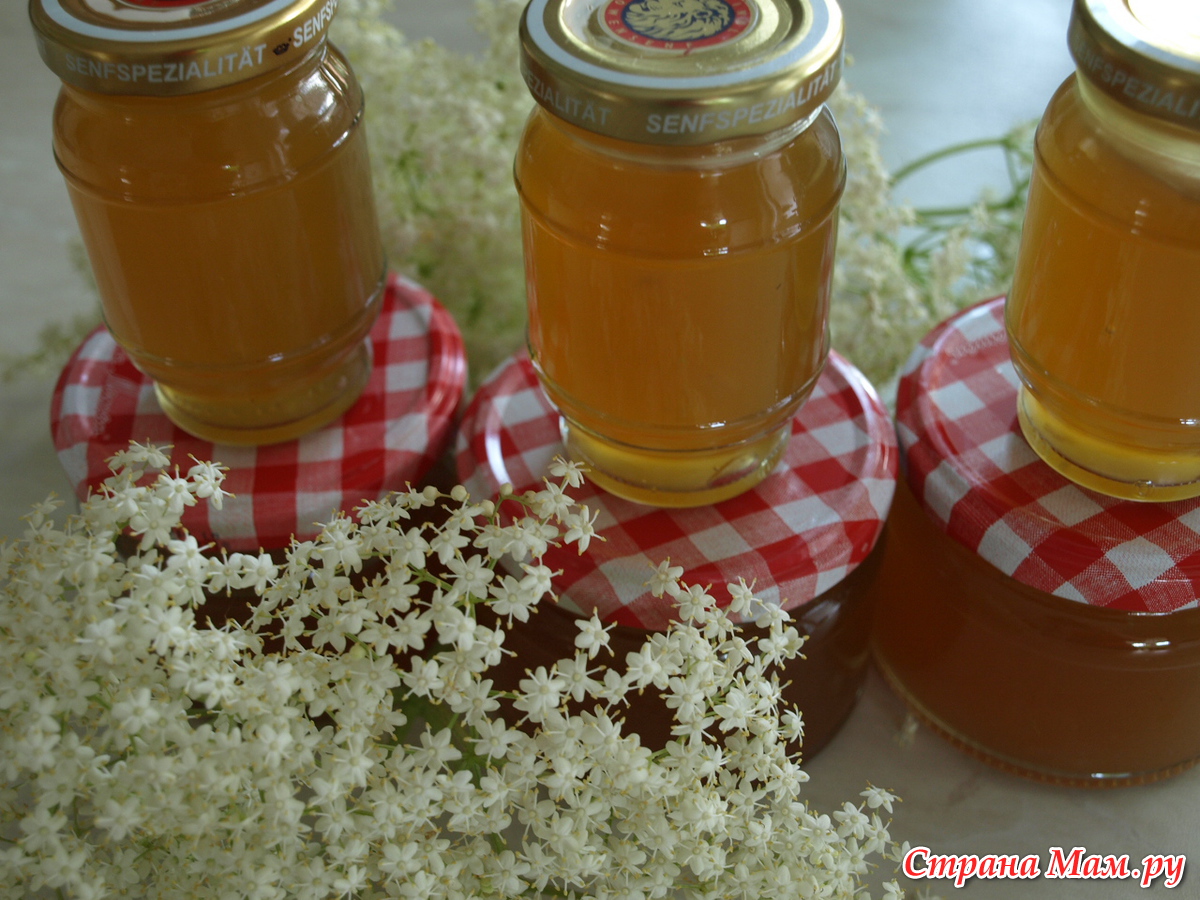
[519,0,844,144]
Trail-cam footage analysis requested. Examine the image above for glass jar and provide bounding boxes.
[1006,0,1200,501]
[871,297,1200,787]
[456,345,897,755]
[31,0,387,445]
[515,0,845,507]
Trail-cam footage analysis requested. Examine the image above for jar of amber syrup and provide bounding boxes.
[1007,0,1200,501]
[457,347,896,755]
[31,0,387,445]
[515,0,845,507]
[871,298,1200,787]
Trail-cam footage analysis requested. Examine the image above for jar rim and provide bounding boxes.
[29,0,337,95]
[1070,0,1200,131]
[519,0,844,145]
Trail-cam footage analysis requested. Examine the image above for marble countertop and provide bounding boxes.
[2,2,1194,897]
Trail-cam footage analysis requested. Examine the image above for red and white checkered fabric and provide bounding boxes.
[899,296,1200,613]
[51,274,466,553]
[456,350,898,630]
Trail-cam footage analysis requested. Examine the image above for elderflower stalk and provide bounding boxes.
[0,442,907,898]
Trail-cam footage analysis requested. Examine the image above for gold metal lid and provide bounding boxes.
[519,0,844,145]
[30,0,339,95]
[1069,0,1200,129]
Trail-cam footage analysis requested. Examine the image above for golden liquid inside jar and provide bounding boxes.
[516,108,843,506]
[1006,1,1200,500]
[516,0,845,506]
[36,0,386,445]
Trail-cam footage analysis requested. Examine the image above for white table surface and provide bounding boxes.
[2,2,1195,897]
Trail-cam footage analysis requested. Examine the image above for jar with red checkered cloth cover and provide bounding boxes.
[456,348,897,756]
[869,297,1200,787]
[51,274,466,555]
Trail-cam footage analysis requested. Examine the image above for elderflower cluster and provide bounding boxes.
[0,443,908,899]
[332,0,533,384]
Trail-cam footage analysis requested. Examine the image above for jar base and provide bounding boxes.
[154,338,374,446]
[561,418,789,507]
[1016,386,1200,502]
[873,648,1200,789]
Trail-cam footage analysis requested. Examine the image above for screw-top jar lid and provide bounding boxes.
[51,275,467,553]
[30,0,339,95]
[456,348,896,631]
[1069,0,1200,129]
[520,0,844,144]
[899,297,1200,613]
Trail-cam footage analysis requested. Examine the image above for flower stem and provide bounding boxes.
[890,135,1020,186]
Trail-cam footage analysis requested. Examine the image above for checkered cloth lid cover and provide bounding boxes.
[455,350,898,631]
[51,274,466,553]
[898,296,1200,613]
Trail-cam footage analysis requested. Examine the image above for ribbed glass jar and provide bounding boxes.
[515,0,845,506]
[1006,0,1200,501]
[32,0,387,445]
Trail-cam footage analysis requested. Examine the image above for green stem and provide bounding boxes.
[890,135,1018,186]
[912,193,1023,221]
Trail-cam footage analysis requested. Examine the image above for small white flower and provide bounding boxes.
[549,457,586,489]
[473,718,518,759]
[315,517,364,573]
[529,480,573,519]
[447,554,495,599]
[518,563,554,602]
[623,646,665,691]
[19,804,67,854]
[154,472,197,515]
[515,666,566,722]
[573,611,611,658]
[562,504,601,554]
[646,559,684,598]
[488,574,538,622]
[403,656,443,698]
[861,784,898,814]
[95,796,143,841]
[238,552,279,593]
[394,526,431,570]
[186,457,230,509]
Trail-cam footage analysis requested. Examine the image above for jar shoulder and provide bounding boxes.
[515,106,845,252]
[1035,75,1200,223]
[53,43,364,196]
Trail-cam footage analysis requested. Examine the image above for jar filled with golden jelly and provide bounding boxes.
[1007,0,1200,501]
[31,0,386,445]
[515,0,845,507]
[873,298,1200,787]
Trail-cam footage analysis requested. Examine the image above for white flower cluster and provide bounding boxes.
[0,443,907,899]
[333,0,533,384]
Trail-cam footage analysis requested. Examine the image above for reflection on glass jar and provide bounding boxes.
[1006,0,1200,500]
[515,0,845,506]
[32,0,387,445]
